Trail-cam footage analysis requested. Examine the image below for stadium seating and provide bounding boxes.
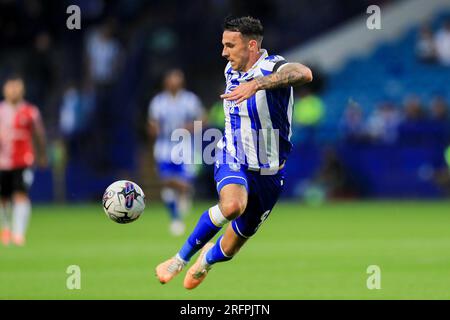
[318,12,450,141]
[283,11,450,199]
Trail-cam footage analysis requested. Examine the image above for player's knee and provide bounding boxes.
[220,198,246,220]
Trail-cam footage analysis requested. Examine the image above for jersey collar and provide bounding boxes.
[2,100,25,110]
[242,49,268,79]
[245,49,268,74]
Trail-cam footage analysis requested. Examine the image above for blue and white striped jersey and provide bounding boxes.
[148,89,203,162]
[217,49,294,171]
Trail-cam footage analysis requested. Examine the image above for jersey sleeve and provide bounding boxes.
[188,93,204,120]
[30,106,43,127]
[30,106,46,135]
[260,55,288,74]
[30,106,42,122]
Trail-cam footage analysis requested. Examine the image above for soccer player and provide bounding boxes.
[155,16,313,289]
[0,75,47,246]
[148,69,204,236]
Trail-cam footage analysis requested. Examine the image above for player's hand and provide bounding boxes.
[220,80,259,104]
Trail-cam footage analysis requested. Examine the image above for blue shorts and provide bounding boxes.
[214,162,285,238]
[157,161,194,182]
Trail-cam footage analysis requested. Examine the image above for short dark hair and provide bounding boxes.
[2,74,24,87]
[5,73,24,82]
[164,68,184,79]
[223,16,263,42]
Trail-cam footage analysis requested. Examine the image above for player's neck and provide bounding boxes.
[6,99,23,107]
[243,50,263,72]
[167,89,181,97]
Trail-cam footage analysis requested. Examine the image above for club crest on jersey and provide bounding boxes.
[226,97,240,114]
[227,83,238,92]
[229,103,240,114]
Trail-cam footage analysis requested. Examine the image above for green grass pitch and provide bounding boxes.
[1,200,449,299]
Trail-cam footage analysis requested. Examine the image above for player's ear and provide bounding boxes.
[248,39,258,51]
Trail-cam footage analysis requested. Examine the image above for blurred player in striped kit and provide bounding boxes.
[148,69,204,236]
[156,16,313,289]
[0,75,47,246]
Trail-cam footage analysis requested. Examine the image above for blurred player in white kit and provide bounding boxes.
[148,69,204,236]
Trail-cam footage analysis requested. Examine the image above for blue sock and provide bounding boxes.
[178,210,221,262]
[205,235,233,265]
[165,199,180,220]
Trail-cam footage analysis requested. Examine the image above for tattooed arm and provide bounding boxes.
[255,63,312,90]
[220,63,313,104]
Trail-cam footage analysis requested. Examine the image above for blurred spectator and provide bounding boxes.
[447,145,450,169]
[430,96,449,121]
[58,81,96,167]
[314,147,357,199]
[415,24,437,64]
[397,95,428,145]
[84,20,123,171]
[207,100,225,131]
[59,85,82,138]
[366,102,401,144]
[339,101,367,143]
[301,147,358,203]
[433,145,450,196]
[429,96,450,147]
[59,83,95,139]
[403,95,424,115]
[434,19,450,66]
[85,21,122,86]
[292,87,325,144]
